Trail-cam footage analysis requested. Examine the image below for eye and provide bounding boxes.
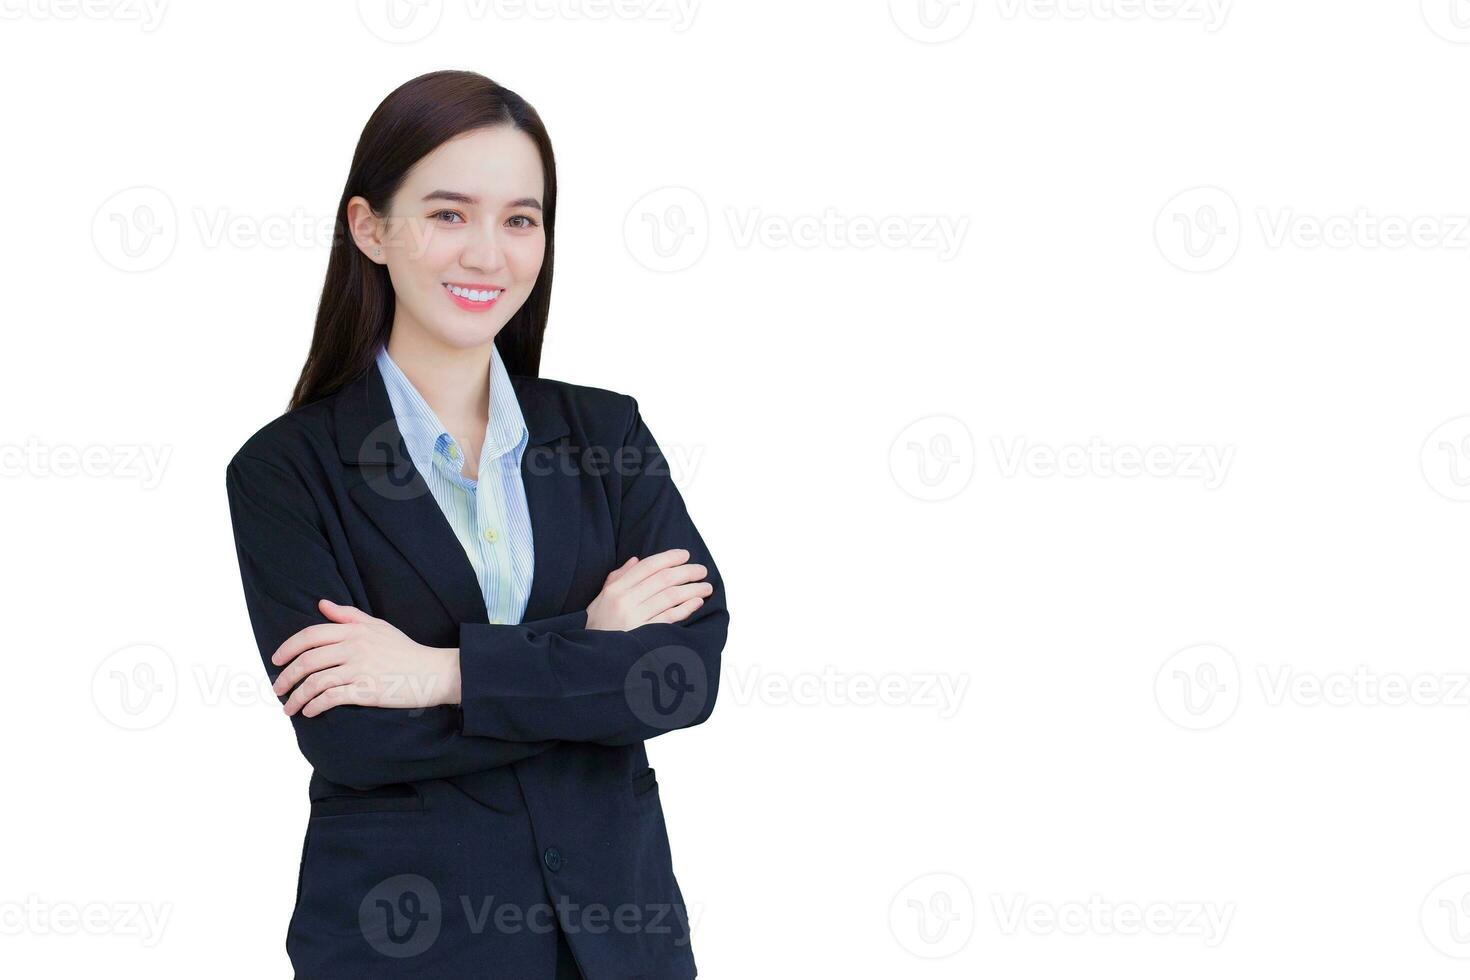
[507,214,540,229]
[430,210,465,224]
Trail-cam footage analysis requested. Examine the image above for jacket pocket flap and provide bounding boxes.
[310,785,424,817]
[631,767,657,797]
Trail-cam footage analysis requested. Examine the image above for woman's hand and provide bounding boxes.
[271,599,458,717]
[585,548,713,631]
[271,550,710,716]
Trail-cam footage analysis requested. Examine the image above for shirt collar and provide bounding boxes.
[373,341,529,481]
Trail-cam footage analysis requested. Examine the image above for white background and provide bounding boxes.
[3,0,1470,976]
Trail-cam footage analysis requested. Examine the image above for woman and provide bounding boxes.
[224,70,728,979]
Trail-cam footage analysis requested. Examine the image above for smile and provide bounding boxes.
[442,282,504,311]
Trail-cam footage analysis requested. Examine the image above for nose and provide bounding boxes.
[457,222,505,273]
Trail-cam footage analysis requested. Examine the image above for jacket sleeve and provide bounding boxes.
[456,395,729,746]
[225,450,562,791]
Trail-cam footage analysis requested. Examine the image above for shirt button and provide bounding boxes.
[483,527,498,543]
[543,847,563,872]
[447,444,460,460]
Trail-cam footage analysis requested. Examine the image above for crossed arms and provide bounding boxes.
[225,397,728,791]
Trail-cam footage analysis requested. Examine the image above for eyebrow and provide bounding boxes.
[421,190,542,210]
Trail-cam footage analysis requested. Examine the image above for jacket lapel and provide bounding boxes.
[510,374,580,623]
[332,358,579,628]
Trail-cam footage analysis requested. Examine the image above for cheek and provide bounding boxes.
[386,259,438,304]
[506,236,546,283]
[384,218,449,275]
[409,231,461,276]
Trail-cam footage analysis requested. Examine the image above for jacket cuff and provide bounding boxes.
[522,608,589,635]
[456,609,590,737]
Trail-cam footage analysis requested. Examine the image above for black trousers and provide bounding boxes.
[554,925,583,979]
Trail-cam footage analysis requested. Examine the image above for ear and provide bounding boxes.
[345,195,387,265]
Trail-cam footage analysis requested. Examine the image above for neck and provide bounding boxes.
[384,319,493,431]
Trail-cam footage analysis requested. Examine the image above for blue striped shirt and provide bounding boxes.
[374,342,534,626]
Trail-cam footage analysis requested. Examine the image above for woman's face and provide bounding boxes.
[353,124,546,351]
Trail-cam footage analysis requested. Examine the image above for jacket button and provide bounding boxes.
[543,847,563,872]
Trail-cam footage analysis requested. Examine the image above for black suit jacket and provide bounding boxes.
[224,359,728,979]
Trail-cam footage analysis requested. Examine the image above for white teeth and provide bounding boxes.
[446,284,501,302]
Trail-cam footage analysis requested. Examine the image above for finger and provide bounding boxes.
[617,549,691,591]
[300,680,364,718]
[272,644,351,698]
[604,555,638,583]
[283,665,354,716]
[628,563,707,606]
[319,598,375,625]
[644,595,704,626]
[636,581,713,620]
[272,622,351,668]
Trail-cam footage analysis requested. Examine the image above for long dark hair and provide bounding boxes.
[288,70,558,412]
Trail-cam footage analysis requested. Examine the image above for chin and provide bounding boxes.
[399,300,503,348]
[427,323,505,350]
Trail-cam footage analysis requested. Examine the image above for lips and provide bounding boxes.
[442,282,504,311]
